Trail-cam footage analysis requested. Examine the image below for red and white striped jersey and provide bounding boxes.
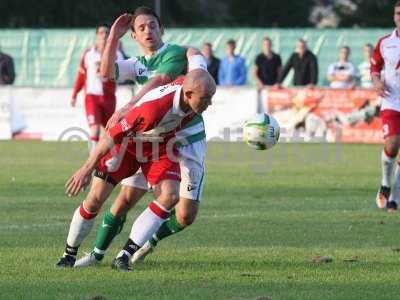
[371,29,400,112]
[108,77,194,148]
[72,47,124,98]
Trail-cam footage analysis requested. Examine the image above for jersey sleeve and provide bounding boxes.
[156,45,187,79]
[72,51,87,98]
[371,37,385,76]
[115,57,138,82]
[108,101,162,143]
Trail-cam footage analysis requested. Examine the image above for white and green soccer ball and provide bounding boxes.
[243,113,280,150]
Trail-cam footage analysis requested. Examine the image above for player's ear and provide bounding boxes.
[131,31,136,41]
[160,25,164,36]
[184,90,193,99]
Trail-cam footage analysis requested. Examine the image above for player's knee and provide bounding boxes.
[110,196,130,217]
[158,192,179,209]
[176,211,196,227]
[121,186,146,209]
[83,196,102,212]
[166,192,179,204]
[120,189,135,207]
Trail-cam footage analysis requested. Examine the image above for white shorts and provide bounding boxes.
[120,140,206,201]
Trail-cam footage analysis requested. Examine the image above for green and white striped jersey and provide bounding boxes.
[115,43,206,147]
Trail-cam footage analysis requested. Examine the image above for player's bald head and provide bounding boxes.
[183,69,216,95]
[182,69,216,114]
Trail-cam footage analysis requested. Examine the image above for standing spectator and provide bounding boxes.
[357,43,374,88]
[218,39,247,86]
[327,46,357,89]
[202,42,220,84]
[0,48,15,85]
[278,39,318,87]
[253,37,282,90]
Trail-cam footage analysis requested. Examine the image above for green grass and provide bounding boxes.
[1,141,400,300]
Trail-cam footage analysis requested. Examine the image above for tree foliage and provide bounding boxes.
[0,0,396,28]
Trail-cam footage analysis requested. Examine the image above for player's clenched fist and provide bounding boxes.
[65,167,92,197]
[373,79,387,97]
[110,13,133,40]
[105,111,122,130]
[105,106,130,130]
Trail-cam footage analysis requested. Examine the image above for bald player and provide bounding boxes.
[56,69,215,268]
[110,69,215,271]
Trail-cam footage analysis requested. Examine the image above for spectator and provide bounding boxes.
[357,43,374,88]
[253,37,282,90]
[0,48,15,85]
[327,46,357,89]
[278,39,318,87]
[218,39,247,86]
[202,42,220,84]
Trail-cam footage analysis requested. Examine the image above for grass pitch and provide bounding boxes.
[1,141,400,300]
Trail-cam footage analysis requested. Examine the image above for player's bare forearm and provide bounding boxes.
[65,135,115,196]
[100,35,118,79]
[85,134,115,170]
[101,13,132,79]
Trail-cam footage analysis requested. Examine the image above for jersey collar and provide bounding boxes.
[144,43,169,60]
[172,86,187,116]
[392,29,400,39]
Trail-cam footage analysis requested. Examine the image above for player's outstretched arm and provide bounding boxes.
[71,53,86,107]
[186,47,207,71]
[100,13,132,80]
[105,46,207,130]
[105,73,172,130]
[65,135,115,196]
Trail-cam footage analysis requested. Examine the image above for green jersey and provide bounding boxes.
[115,43,205,146]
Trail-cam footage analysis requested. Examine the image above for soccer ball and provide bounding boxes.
[243,113,280,150]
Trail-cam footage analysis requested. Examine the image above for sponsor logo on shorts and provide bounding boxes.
[187,184,197,192]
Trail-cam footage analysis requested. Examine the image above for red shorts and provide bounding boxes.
[381,109,400,139]
[85,94,116,127]
[95,142,180,186]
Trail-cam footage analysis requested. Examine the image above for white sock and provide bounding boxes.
[381,150,396,187]
[129,201,170,247]
[389,164,400,203]
[65,204,97,251]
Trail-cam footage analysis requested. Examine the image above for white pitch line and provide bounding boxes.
[0,222,66,230]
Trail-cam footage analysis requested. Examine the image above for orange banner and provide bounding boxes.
[265,88,382,143]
